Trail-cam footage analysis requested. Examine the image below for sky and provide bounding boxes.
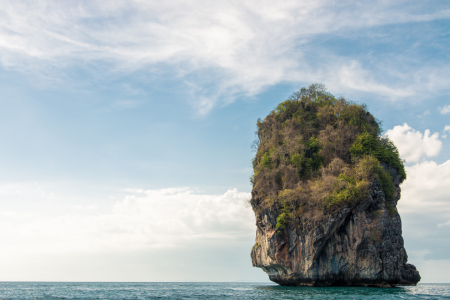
[0,0,449,283]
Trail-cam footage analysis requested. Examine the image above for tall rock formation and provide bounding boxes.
[250,84,420,287]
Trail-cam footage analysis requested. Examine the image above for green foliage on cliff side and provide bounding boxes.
[350,132,406,181]
[251,84,404,226]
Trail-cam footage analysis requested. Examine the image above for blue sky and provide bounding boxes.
[0,0,450,282]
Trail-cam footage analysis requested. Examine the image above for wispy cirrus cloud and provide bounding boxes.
[1,0,450,112]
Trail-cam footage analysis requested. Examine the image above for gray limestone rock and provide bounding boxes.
[250,168,420,287]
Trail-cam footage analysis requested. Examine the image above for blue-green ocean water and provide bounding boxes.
[0,282,448,300]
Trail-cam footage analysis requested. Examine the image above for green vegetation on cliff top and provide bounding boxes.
[250,84,405,231]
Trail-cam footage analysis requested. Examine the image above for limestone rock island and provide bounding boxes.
[250,84,420,287]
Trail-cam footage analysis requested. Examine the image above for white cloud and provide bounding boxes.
[443,125,450,138]
[0,187,253,254]
[1,1,450,112]
[0,183,264,281]
[440,105,450,114]
[397,159,450,282]
[385,123,442,163]
[399,160,450,214]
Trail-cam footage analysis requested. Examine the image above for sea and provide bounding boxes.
[0,282,448,300]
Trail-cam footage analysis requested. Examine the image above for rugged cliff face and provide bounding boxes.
[250,85,420,287]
